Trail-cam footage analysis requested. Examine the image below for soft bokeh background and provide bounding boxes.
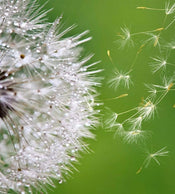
[42,0,175,193]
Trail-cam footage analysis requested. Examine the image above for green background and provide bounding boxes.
[43,0,175,193]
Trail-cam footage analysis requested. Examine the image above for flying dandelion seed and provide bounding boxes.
[116,26,134,49]
[106,0,174,178]
[150,56,167,73]
[123,129,145,144]
[143,33,160,47]
[136,147,169,174]
[113,123,125,137]
[165,1,175,15]
[166,41,175,49]
[0,0,100,193]
[145,84,157,99]
[108,71,132,89]
[138,100,156,120]
[105,110,118,128]
[152,77,174,94]
[128,116,143,130]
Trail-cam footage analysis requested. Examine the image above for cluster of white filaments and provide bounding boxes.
[136,147,169,174]
[106,1,175,170]
[108,70,131,90]
[0,0,100,193]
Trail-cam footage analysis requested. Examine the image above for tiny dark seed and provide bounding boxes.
[20,54,25,59]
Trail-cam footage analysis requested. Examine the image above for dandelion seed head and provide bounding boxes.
[0,0,100,193]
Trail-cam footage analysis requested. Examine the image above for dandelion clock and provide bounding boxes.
[0,0,100,193]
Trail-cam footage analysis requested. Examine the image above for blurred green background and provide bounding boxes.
[42,0,175,193]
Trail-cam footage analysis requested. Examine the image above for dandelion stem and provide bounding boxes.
[131,28,164,37]
[103,94,128,101]
[118,107,138,116]
[136,7,165,11]
[107,50,119,73]
[122,111,139,124]
[165,18,175,30]
[155,91,168,105]
[129,52,139,72]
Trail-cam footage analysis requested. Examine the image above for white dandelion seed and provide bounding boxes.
[164,1,175,29]
[165,41,175,49]
[150,56,167,73]
[145,84,157,99]
[123,129,145,144]
[138,100,156,120]
[128,116,143,130]
[0,0,100,193]
[165,1,175,15]
[108,71,132,89]
[105,110,118,128]
[117,26,134,49]
[137,147,169,174]
[153,76,174,91]
[143,33,160,47]
[113,122,125,137]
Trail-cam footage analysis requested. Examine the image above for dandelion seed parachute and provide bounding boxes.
[0,0,99,193]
